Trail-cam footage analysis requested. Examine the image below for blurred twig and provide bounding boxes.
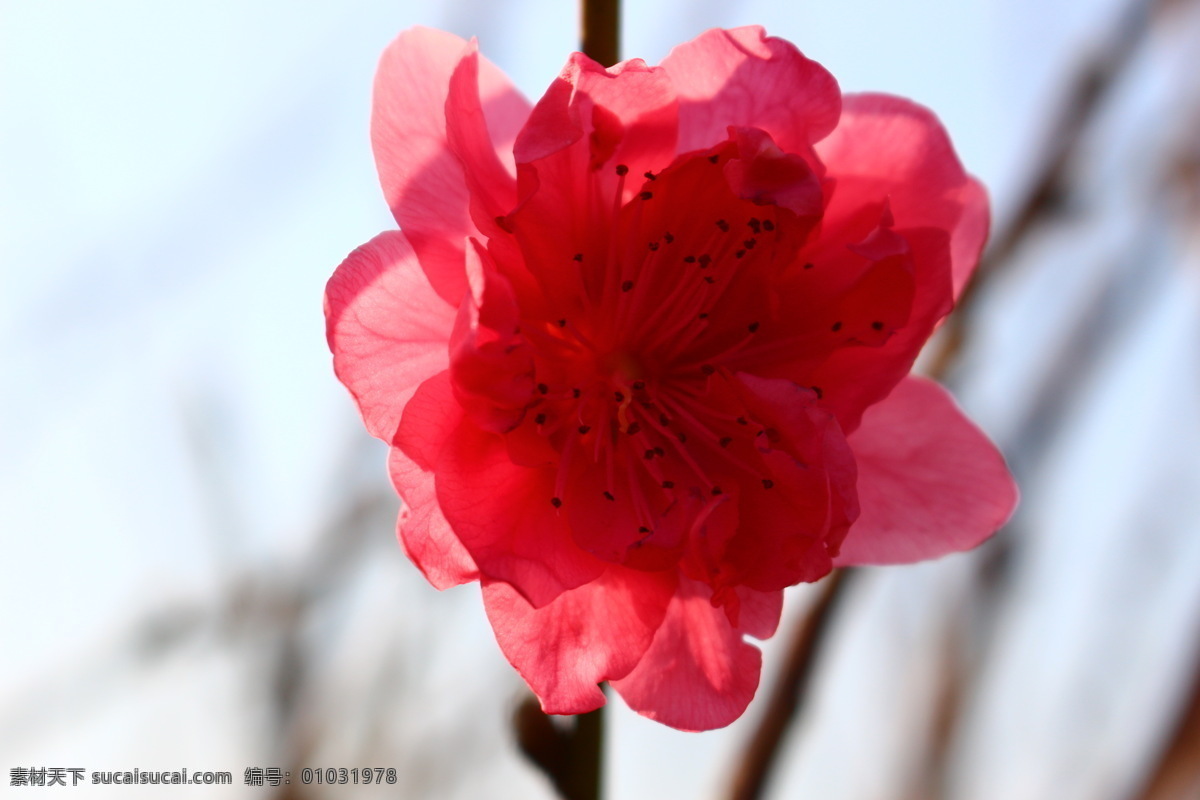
[726,570,851,800]
[927,0,1162,381]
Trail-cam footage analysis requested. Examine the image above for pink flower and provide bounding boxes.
[325,26,1017,731]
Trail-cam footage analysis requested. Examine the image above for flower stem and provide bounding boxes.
[727,569,852,800]
[581,0,620,66]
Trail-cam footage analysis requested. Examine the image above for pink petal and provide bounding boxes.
[816,93,989,297]
[835,376,1018,565]
[372,27,530,305]
[506,55,677,310]
[611,577,768,731]
[445,42,520,233]
[483,567,676,715]
[424,415,606,608]
[324,231,456,442]
[719,374,859,590]
[660,26,841,157]
[389,372,477,589]
[805,225,954,433]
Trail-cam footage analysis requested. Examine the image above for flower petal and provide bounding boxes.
[324,231,456,442]
[372,27,531,305]
[611,577,767,731]
[426,416,606,608]
[389,371,478,588]
[660,26,841,156]
[835,376,1017,565]
[483,567,676,715]
[816,93,988,297]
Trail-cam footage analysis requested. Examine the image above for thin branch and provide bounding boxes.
[515,695,604,800]
[581,0,620,66]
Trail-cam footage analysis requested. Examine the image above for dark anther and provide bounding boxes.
[654,446,665,457]
[604,491,615,501]
[811,385,823,399]
[699,312,709,319]
[803,262,814,270]
[704,276,716,284]
[831,321,843,332]
[643,170,657,180]
[765,428,782,443]
[572,388,582,398]
[648,241,659,251]
[677,432,688,443]
[735,249,746,259]
[748,218,761,233]
[684,255,696,264]
[743,238,757,249]
[622,280,634,292]
[573,253,584,262]
[707,154,719,164]
[614,391,625,402]
[871,321,884,331]
[557,318,567,327]
[644,449,656,460]
[748,322,760,333]
[626,422,642,435]
[762,479,775,489]
[551,496,563,507]
[698,254,712,268]
[716,219,730,232]
[638,526,651,533]
[711,486,723,495]
[662,480,675,489]
[762,219,775,231]
[736,416,748,426]
[659,413,670,426]
[537,383,549,394]
[639,190,654,200]
[701,364,716,375]
[535,413,547,425]
[632,380,646,390]
[719,436,733,448]
[663,232,674,243]
[615,164,629,176]
[578,425,591,435]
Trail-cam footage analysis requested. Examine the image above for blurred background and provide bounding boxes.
[3,0,1199,797]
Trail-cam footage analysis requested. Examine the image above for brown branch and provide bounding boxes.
[515,695,604,800]
[727,569,852,800]
[581,0,620,66]
[1130,645,1200,800]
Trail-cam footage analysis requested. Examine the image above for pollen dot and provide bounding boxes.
[719,436,733,448]
[557,318,567,327]
[615,164,629,176]
[711,486,723,495]
[643,170,657,180]
[639,190,653,200]
[573,253,584,262]
[638,526,651,533]
[762,479,775,489]
[614,391,625,402]
[551,496,563,507]
[622,280,634,292]
[831,321,843,332]
[534,413,547,425]
[707,154,719,164]
[603,491,615,501]
[716,219,730,232]
[871,321,884,331]
[701,364,715,375]
[578,425,591,434]
[537,383,549,394]
[661,480,675,489]
[763,219,775,231]
[632,380,646,390]
[748,322,760,333]
[626,422,641,435]
[803,262,814,270]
